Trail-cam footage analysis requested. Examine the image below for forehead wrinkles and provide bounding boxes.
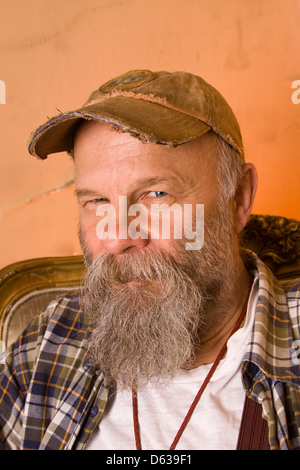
[74,124,220,195]
[92,141,184,166]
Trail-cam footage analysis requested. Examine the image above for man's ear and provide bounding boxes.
[233,163,258,233]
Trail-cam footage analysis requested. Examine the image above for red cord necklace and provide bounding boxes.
[132,291,250,450]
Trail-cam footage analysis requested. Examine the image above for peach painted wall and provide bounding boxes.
[0,0,299,268]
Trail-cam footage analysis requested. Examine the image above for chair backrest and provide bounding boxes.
[239,214,300,280]
[0,214,299,348]
[0,256,85,348]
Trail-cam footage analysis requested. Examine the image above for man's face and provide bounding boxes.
[73,121,237,390]
[74,121,222,262]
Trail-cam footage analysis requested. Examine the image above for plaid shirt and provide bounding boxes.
[0,251,299,450]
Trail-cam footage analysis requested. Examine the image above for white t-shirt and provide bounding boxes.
[86,277,258,450]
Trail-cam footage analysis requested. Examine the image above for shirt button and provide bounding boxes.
[90,406,98,418]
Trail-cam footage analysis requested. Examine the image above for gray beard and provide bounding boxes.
[81,202,237,390]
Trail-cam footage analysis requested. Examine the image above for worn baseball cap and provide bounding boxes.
[28,69,244,160]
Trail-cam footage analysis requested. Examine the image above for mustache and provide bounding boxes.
[84,245,202,286]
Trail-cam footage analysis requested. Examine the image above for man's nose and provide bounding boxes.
[98,200,150,255]
[102,234,149,255]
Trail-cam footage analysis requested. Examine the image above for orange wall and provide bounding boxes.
[0,0,299,268]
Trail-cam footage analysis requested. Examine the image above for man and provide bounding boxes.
[0,70,299,450]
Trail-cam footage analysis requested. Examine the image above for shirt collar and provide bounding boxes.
[242,250,300,385]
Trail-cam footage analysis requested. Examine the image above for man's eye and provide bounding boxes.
[145,191,168,198]
[85,198,108,206]
[93,198,108,203]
